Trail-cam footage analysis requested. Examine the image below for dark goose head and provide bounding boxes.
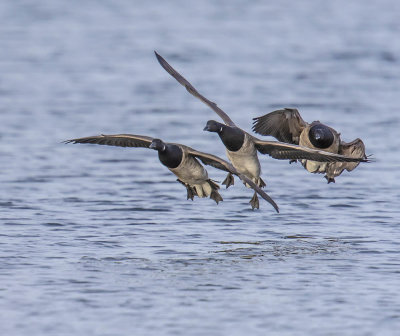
[149,138,166,151]
[203,120,223,133]
[308,124,334,149]
[150,139,183,169]
[204,120,244,152]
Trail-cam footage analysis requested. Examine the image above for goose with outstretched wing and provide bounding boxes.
[252,108,367,183]
[154,52,369,208]
[64,134,279,212]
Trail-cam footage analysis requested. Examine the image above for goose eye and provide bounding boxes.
[308,124,334,148]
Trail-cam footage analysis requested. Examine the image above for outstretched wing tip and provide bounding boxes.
[154,51,236,127]
[237,173,279,212]
[268,196,279,213]
[62,134,154,148]
[364,154,374,163]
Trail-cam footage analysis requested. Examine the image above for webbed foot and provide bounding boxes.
[325,176,335,184]
[210,190,223,204]
[187,185,197,200]
[222,173,235,189]
[249,192,259,210]
[177,179,197,200]
[258,176,266,188]
[289,159,297,164]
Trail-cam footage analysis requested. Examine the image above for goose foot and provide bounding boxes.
[187,186,197,200]
[210,190,223,204]
[222,173,235,189]
[249,192,259,210]
[177,179,197,200]
[325,176,335,184]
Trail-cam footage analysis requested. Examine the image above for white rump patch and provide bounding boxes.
[193,182,212,198]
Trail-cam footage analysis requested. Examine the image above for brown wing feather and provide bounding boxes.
[180,145,231,173]
[64,134,154,148]
[155,51,236,127]
[252,108,307,144]
[184,146,279,212]
[326,138,366,177]
[252,137,368,163]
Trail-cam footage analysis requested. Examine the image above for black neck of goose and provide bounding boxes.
[157,144,183,169]
[218,126,245,152]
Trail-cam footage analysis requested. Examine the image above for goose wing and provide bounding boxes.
[252,137,369,163]
[64,134,154,148]
[184,146,279,213]
[252,108,307,144]
[155,51,236,127]
[328,138,367,174]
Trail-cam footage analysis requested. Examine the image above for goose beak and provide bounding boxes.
[203,125,210,131]
[149,142,157,149]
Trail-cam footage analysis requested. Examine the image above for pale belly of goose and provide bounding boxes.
[301,160,328,174]
[168,153,212,197]
[225,136,260,183]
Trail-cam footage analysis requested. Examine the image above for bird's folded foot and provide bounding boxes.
[187,185,197,200]
[289,159,297,164]
[258,177,266,188]
[249,192,260,210]
[177,179,197,200]
[325,176,335,184]
[210,190,223,204]
[222,173,235,189]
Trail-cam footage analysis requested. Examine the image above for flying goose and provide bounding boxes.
[154,51,369,208]
[64,134,279,212]
[252,108,367,183]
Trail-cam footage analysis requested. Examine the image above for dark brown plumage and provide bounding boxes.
[252,108,368,182]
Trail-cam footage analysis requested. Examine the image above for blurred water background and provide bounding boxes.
[1,1,400,335]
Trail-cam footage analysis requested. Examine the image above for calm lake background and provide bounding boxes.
[1,1,400,335]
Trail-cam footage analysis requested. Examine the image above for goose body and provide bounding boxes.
[225,133,262,186]
[167,148,213,198]
[299,122,340,175]
[252,108,367,183]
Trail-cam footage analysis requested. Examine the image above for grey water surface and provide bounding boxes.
[1,1,400,335]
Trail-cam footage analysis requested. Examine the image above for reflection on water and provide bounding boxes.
[1,0,400,335]
[215,237,346,259]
